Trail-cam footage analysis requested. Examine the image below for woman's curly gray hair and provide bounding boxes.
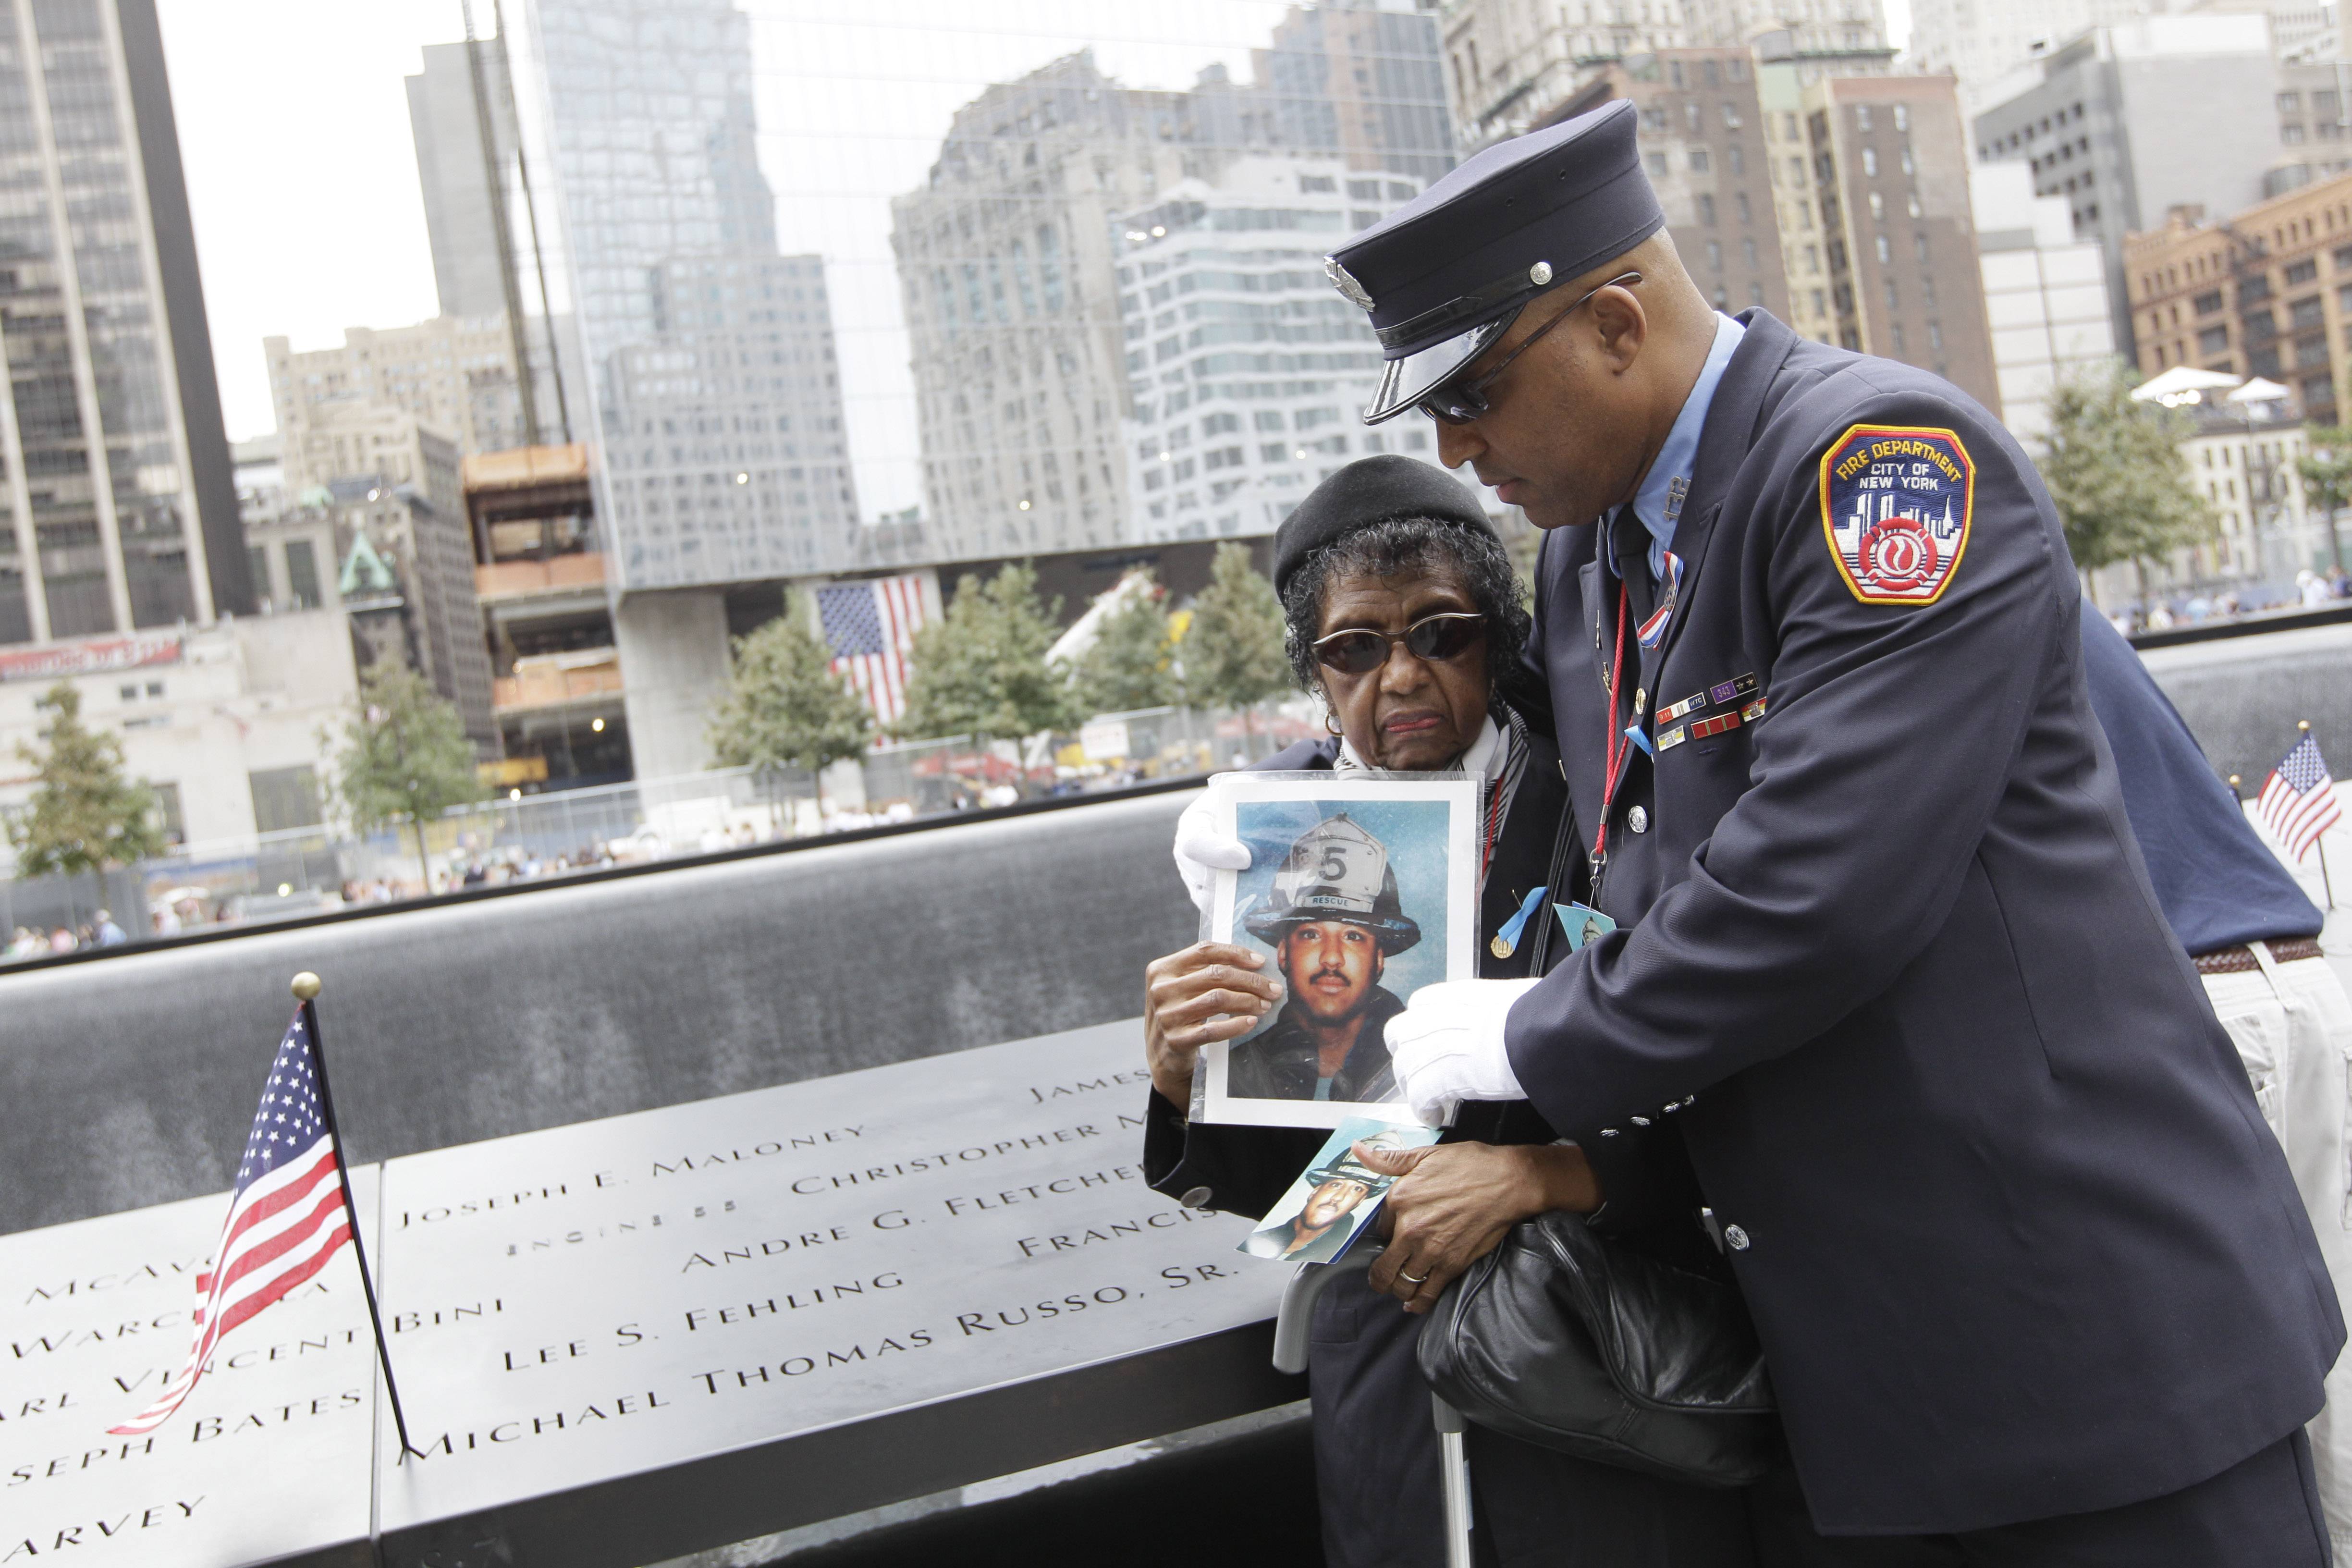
[1279,515,1537,717]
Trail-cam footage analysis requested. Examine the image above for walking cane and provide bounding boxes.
[1273,1246,1477,1568]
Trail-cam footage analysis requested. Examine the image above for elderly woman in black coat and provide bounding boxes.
[1138,457,1756,1568]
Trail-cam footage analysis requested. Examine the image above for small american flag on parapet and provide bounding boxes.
[109,1010,355,1435]
[2259,731,2343,864]
[817,573,930,726]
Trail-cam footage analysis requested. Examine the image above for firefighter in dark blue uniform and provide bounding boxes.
[1334,100,2344,1560]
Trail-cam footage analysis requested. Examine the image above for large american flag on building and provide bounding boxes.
[110,1010,355,1435]
[2259,732,2344,863]
[817,574,929,726]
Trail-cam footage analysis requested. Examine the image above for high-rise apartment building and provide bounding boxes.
[2123,169,2352,427]
[1972,14,2283,359]
[1115,157,1442,543]
[895,9,1455,564]
[1442,0,1891,150]
[1805,76,2002,411]
[0,0,248,649]
[892,53,1201,565]
[1262,0,1457,183]
[266,317,527,485]
[1556,52,1794,321]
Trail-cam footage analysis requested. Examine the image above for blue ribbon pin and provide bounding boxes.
[1490,884,1548,958]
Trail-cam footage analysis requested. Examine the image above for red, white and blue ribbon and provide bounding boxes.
[1635,550,1682,650]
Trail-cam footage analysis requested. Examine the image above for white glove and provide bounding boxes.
[1384,978,1540,1126]
[1172,781,1251,914]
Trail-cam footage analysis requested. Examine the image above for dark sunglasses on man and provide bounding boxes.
[1311,612,1488,676]
[1415,270,1642,426]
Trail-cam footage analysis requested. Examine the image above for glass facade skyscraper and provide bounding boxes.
[0,0,245,646]
[527,0,858,589]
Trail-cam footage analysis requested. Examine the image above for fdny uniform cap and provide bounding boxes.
[1327,99,1664,423]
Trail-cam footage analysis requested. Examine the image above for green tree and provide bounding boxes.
[2036,362,2217,602]
[326,662,483,892]
[2296,421,2352,574]
[898,561,1077,740]
[1181,542,1293,735]
[8,683,166,876]
[1071,570,1179,716]
[706,601,873,774]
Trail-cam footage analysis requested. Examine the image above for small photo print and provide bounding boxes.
[1241,1120,1442,1264]
[1198,774,1477,1129]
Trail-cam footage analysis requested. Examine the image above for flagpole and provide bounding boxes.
[292,971,417,1460]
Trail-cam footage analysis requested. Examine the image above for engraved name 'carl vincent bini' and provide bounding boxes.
[4,1495,207,1561]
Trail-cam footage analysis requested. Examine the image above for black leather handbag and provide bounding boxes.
[1415,1209,1780,1488]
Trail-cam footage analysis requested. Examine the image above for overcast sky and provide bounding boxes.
[157,0,1909,510]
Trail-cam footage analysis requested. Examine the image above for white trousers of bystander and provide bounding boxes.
[2204,944,2352,1555]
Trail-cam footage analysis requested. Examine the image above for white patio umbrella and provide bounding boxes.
[2131,365,2244,407]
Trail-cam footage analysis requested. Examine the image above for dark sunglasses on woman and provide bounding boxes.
[1311,612,1488,675]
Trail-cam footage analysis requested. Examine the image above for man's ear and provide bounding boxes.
[1588,284,1648,374]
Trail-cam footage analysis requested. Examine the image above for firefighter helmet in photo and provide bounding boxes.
[1243,811,1422,955]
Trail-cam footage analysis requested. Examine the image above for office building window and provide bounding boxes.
[284,540,321,610]
[249,766,324,834]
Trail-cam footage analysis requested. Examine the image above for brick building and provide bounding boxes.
[2123,168,2352,425]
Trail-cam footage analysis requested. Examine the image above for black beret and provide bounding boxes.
[1324,100,1665,421]
[1273,456,1495,598]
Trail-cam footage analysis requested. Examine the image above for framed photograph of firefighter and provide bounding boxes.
[1197,774,1479,1129]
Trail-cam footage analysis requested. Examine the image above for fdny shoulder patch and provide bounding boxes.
[1818,424,1974,606]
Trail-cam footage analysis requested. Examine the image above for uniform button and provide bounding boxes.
[1724,1225,1751,1251]
[1628,805,1649,834]
[1598,1127,1620,1137]
[1630,1114,1651,1126]
[1179,1186,1213,1210]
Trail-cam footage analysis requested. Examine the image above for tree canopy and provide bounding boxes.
[8,683,166,876]
[1182,542,1293,712]
[1070,569,1180,716]
[898,561,1077,739]
[326,662,483,889]
[2295,421,2352,573]
[706,600,873,774]
[2036,363,2216,587]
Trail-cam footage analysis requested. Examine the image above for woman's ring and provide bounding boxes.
[1399,1270,1429,1285]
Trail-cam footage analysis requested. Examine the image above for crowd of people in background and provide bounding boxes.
[5,909,127,957]
[2111,563,2352,635]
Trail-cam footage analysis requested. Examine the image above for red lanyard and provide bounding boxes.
[1592,579,1630,867]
